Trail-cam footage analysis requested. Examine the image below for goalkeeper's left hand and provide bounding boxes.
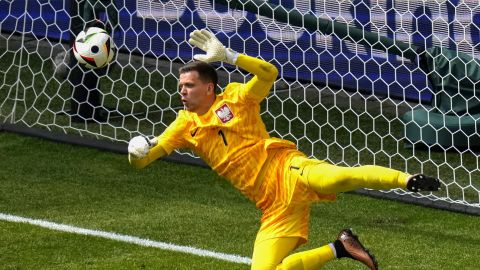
[188,29,239,65]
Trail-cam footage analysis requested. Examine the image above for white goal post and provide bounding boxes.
[0,0,479,214]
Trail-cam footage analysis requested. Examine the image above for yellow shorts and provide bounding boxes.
[253,149,336,245]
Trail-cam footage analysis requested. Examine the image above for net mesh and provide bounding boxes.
[1,0,479,210]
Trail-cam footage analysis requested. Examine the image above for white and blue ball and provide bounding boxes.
[73,27,114,69]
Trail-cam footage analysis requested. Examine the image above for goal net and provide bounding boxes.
[1,0,479,214]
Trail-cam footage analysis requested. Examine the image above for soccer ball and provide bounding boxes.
[73,27,114,69]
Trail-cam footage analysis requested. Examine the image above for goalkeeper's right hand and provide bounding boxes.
[128,135,158,159]
[188,29,239,65]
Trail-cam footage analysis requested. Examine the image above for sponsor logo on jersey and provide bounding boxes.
[215,104,234,124]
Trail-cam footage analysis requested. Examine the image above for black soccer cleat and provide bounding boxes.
[406,174,440,192]
[337,229,378,270]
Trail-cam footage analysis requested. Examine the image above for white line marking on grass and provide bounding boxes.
[0,212,251,265]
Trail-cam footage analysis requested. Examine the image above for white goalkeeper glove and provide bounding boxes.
[188,29,239,65]
[128,135,158,159]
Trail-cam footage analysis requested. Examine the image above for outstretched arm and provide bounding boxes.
[189,29,278,100]
[128,136,167,169]
[236,53,278,100]
[128,112,188,169]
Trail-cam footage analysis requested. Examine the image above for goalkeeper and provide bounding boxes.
[128,29,440,270]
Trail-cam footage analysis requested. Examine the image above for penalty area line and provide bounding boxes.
[0,212,251,265]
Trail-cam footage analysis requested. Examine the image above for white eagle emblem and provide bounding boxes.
[215,104,234,123]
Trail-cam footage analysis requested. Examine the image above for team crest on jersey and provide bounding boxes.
[215,104,234,124]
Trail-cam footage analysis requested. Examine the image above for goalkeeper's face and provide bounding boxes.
[179,71,216,115]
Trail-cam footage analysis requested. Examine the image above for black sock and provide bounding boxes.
[333,240,352,258]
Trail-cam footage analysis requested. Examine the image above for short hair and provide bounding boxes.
[179,61,218,89]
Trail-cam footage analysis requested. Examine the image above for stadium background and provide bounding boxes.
[3,0,460,101]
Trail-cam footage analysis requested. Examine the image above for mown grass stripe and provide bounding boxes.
[0,212,251,265]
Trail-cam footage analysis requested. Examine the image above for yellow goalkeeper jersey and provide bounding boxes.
[157,55,297,201]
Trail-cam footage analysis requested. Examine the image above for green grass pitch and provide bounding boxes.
[0,131,479,269]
